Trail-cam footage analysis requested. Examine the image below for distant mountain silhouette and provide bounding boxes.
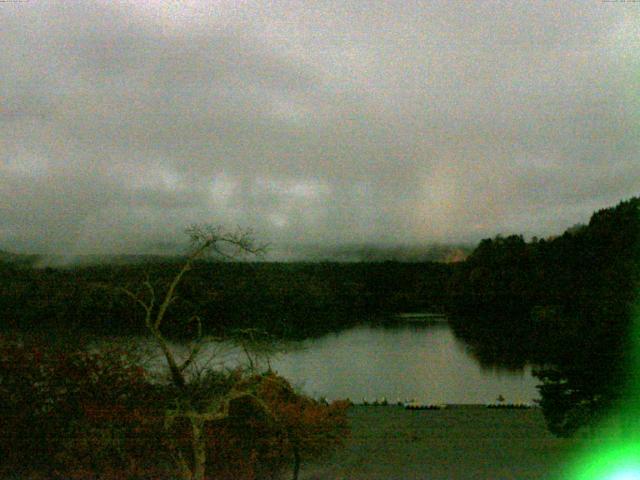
[270,243,473,263]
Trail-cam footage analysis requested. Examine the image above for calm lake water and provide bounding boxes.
[100,321,540,405]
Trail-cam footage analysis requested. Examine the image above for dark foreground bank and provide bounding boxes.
[301,405,581,480]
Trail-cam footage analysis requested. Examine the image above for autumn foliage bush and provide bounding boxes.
[193,372,350,480]
[0,333,171,479]
[0,335,350,479]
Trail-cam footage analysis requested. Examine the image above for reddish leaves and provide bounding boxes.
[0,338,350,479]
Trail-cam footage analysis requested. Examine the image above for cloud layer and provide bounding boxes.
[2,1,639,255]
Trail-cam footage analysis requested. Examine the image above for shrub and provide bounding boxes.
[0,336,350,479]
[211,372,350,479]
[159,371,351,480]
[0,335,172,478]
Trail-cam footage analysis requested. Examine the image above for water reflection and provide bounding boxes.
[265,323,539,404]
[448,319,535,372]
[90,321,541,405]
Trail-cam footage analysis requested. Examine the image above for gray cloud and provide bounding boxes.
[1,0,638,255]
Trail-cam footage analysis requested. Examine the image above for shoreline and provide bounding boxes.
[301,405,580,480]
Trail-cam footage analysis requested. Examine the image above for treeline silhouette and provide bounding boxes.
[2,197,638,436]
[446,196,639,435]
[0,259,451,339]
[447,197,639,362]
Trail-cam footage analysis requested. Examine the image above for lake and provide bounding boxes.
[101,320,540,405]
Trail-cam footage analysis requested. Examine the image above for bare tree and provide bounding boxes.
[119,224,269,480]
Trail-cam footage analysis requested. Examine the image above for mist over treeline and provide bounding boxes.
[1,195,639,438]
[1,196,637,345]
[0,243,473,267]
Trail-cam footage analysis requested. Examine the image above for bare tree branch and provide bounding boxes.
[118,286,151,315]
[117,224,266,480]
[180,316,203,373]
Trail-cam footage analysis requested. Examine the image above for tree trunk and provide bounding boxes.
[292,446,301,480]
[175,450,194,480]
[191,416,207,480]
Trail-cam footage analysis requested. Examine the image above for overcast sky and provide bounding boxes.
[2,0,639,256]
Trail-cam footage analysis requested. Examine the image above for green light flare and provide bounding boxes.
[563,440,640,480]
[560,209,640,480]
[561,319,640,479]
[608,470,640,480]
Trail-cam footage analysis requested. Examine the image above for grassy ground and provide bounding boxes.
[300,405,581,480]
[0,405,584,480]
